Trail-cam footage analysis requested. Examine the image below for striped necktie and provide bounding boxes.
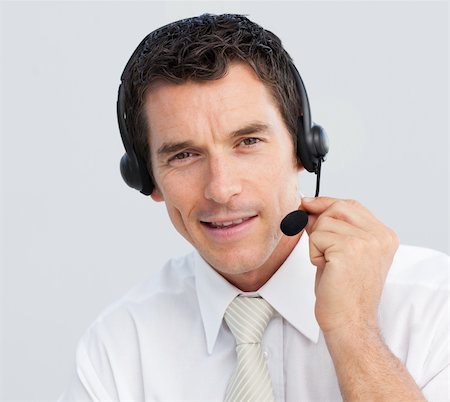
[224,296,275,402]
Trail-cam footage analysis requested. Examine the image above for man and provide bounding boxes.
[59,14,449,401]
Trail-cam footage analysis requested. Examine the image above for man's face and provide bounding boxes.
[146,62,301,279]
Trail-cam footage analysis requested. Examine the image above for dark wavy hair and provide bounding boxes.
[121,13,301,175]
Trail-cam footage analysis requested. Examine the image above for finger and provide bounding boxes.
[315,266,324,296]
[302,197,342,235]
[309,229,369,270]
[301,196,338,214]
[311,215,373,241]
[308,231,342,269]
[305,198,380,233]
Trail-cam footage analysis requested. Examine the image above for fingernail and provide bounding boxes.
[302,197,315,203]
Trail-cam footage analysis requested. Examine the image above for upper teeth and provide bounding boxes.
[211,218,244,227]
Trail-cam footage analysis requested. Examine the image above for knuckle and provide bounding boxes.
[335,199,348,209]
[388,228,400,249]
[329,199,347,215]
[309,231,320,244]
[345,236,364,252]
[332,198,362,214]
[375,226,399,253]
[345,198,360,208]
[314,214,332,231]
[369,233,382,249]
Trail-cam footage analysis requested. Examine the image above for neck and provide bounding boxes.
[221,230,304,292]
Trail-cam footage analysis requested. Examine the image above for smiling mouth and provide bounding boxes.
[201,216,256,229]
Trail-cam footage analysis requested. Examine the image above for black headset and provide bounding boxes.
[117,36,329,197]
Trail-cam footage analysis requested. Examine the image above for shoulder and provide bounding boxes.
[107,251,197,306]
[380,244,449,339]
[380,245,449,385]
[82,251,199,344]
[382,244,449,311]
[386,244,449,290]
[69,251,200,397]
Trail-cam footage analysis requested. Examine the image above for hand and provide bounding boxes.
[301,197,399,335]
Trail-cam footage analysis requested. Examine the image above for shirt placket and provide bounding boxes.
[263,312,285,402]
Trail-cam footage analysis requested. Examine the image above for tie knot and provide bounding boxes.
[224,296,274,345]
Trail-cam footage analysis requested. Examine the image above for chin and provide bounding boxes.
[199,237,278,277]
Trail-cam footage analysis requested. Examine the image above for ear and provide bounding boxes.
[150,188,164,202]
[296,158,305,172]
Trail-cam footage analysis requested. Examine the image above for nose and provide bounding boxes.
[204,155,242,204]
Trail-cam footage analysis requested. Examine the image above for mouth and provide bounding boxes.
[200,216,255,229]
[199,215,258,240]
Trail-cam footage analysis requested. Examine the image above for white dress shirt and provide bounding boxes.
[59,233,449,401]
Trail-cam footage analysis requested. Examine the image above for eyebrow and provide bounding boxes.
[156,121,270,158]
[157,140,195,158]
[230,121,270,137]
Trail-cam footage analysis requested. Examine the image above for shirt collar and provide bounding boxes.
[258,231,320,344]
[194,231,320,355]
[194,252,241,354]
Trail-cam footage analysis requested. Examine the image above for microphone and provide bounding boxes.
[280,159,323,236]
[280,210,308,236]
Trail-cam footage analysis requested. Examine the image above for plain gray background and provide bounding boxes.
[0,1,448,400]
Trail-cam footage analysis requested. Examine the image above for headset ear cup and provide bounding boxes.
[118,82,155,196]
[120,153,154,196]
[120,153,142,191]
[311,125,329,158]
[296,117,315,173]
[297,122,330,173]
[137,155,154,196]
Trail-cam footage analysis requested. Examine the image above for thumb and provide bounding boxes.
[301,196,337,214]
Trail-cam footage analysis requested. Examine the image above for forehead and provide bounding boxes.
[143,62,284,147]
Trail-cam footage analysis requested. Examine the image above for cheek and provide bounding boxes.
[267,164,300,219]
[157,172,203,239]
[261,150,299,192]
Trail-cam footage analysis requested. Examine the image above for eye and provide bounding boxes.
[173,152,192,160]
[168,151,194,164]
[240,137,261,146]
